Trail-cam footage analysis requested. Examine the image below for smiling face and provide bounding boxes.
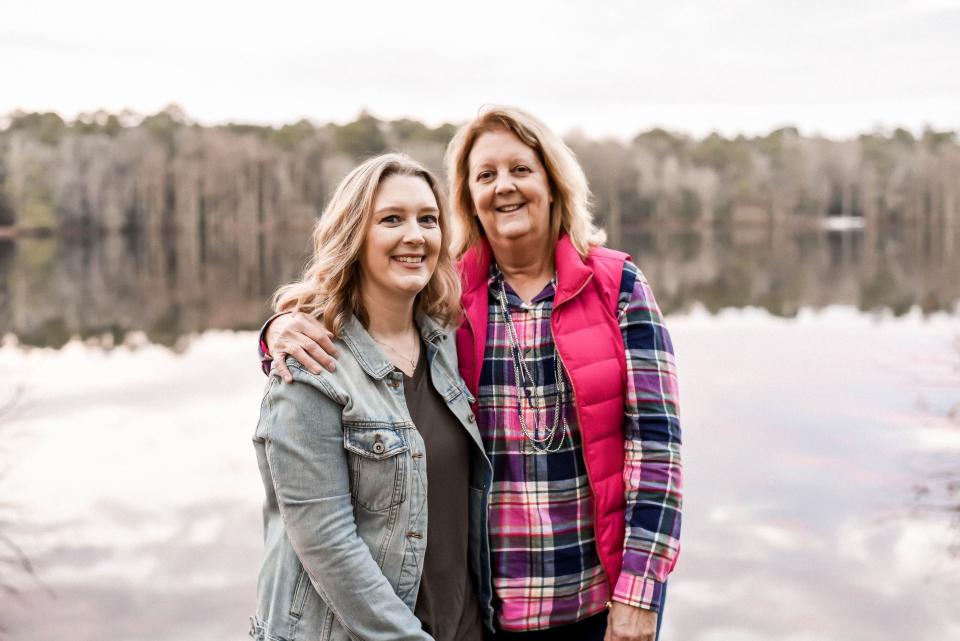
[358,174,442,303]
[467,128,554,249]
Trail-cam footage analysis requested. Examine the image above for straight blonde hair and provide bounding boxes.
[273,153,460,335]
[444,105,606,260]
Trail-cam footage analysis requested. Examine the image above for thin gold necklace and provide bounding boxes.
[371,332,419,373]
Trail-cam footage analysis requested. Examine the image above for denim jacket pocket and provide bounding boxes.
[343,425,409,512]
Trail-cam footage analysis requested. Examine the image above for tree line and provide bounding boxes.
[1,106,958,240]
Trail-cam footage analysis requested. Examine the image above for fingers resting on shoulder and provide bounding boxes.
[267,311,338,381]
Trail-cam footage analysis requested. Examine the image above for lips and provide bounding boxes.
[495,202,526,213]
[392,256,424,264]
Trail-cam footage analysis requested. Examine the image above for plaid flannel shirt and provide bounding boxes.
[479,260,682,631]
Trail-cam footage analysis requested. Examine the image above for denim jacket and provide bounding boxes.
[251,313,494,641]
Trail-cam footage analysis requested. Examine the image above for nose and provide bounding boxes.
[401,219,425,245]
[494,173,516,195]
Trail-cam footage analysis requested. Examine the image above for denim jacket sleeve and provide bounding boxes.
[258,371,433,641]
[257,311,290,376]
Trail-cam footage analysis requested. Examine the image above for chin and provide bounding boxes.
[393,279,430,294]
[496,222,533,240]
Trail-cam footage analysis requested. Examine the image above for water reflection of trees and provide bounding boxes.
[0,221,957,348]
[628,222,959,316]
[0,227,309,348]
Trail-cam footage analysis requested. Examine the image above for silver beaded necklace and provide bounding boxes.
[496,277,569,455]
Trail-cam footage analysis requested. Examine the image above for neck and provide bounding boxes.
[360,287,417,340]
[489,233,556,282]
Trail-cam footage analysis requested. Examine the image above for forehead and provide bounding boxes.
[373,174,437,208]
[468,128,539,166]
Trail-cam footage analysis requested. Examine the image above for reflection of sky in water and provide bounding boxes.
[0,309,958,640]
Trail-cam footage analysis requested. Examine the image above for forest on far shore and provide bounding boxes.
[0,105,957,240]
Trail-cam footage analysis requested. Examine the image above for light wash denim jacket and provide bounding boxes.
[251,313,494,641]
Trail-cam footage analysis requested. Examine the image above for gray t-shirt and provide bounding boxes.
[403,341,483,641]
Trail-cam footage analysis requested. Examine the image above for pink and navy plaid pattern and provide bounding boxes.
[478,261,682,631]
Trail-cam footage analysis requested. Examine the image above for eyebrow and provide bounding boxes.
[470,155,536,171]
[374,205,440,215]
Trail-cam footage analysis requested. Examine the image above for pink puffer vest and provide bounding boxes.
[456,233,630,593]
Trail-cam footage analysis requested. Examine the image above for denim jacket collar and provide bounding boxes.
[340,312,447,381]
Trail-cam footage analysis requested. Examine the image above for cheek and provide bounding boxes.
[360,234,390,271]
[426,229,442,255]
[469,186,489,214]
[357,242,373,272]
[360,245,378,270]
[364,229,395,260]
[535,178,552,204]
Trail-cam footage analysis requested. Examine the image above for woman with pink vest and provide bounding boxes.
[263,106,682,641]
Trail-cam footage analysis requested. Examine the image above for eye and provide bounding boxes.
[476,170,494,182]
[513,165,531,174]
[419,214,439,226]
[380,214,401,224]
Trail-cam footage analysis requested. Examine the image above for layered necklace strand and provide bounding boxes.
[496,277,569,455]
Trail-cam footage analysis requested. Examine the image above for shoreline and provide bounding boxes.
[0,226,55,239]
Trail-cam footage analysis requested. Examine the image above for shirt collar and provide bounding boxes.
[341,312,445,380]
[487,263,557,305]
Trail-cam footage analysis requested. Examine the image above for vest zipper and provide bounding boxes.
[551,273,616,593]
[463,300,483,402]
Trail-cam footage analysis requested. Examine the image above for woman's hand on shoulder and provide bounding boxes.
[267,311,338,382]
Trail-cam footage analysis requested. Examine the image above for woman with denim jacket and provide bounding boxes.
[251,153,493,641]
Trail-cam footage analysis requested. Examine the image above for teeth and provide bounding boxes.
[497,203,524,212]
[394,256,423,263]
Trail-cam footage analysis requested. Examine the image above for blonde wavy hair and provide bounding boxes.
[272,153,461,335]
[444,105,607,260]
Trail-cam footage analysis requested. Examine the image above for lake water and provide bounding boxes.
[0,224,958,640]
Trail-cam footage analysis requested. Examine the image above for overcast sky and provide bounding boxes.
[2,0,958,139]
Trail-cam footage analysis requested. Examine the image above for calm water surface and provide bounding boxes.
[0,224,958,640]
[0,308,957,640]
